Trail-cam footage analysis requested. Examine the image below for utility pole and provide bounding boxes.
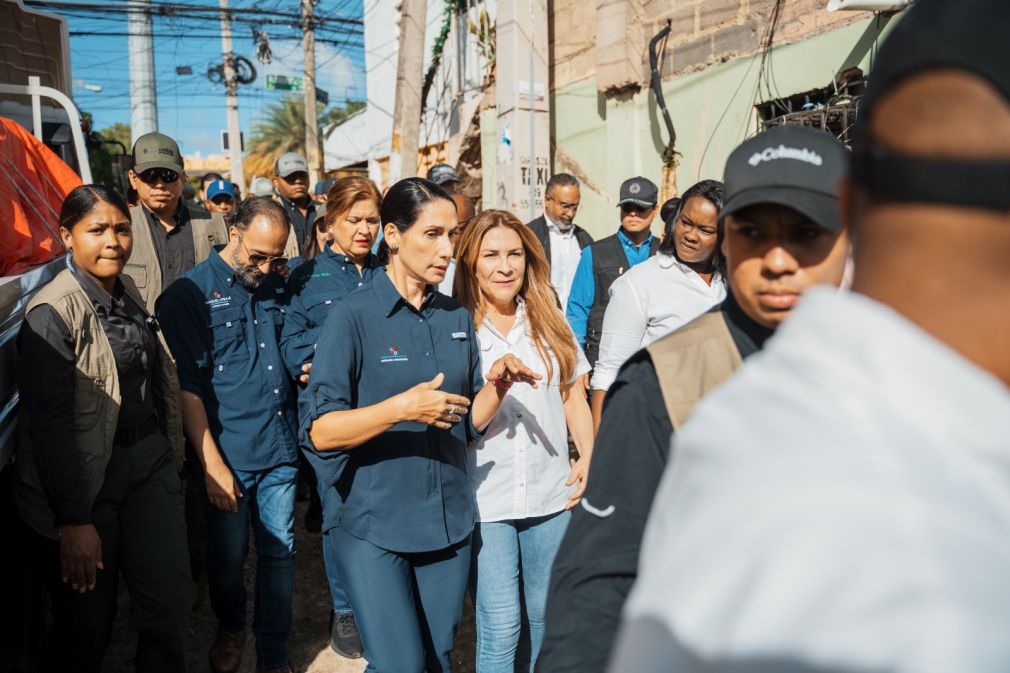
[219,0,245,191]
[496,0,549,216]
[302,0,320,182]
[127,0,157,142]
[389,0,427,182]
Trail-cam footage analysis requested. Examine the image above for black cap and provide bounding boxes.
[721,126,847,232]
[427,163,461,187]
[851,0,1010,212]
[617,177,658,208]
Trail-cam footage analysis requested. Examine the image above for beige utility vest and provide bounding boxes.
[646,310,742,430]
[14,268,185,539]
[125,203,228,312]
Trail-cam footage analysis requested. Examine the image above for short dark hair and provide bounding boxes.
[377,178,455,263]
[231,196,289,232]
[658,179,726,277]
[59,184,130,231]
[201,172,224,188]
[546,173,579,196]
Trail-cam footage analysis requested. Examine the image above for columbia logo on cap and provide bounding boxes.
[748,144,823,167]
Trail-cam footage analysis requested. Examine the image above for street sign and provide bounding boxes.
[221,130,245,152]
[266,74,303,91]
[316,88,329,105]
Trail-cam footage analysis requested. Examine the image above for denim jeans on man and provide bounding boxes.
[472,510,571,673]
[203,462,298,669]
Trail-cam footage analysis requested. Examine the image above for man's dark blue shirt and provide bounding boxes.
[281,246,382,378]
[301,271,483,553]
[158,246,298,471]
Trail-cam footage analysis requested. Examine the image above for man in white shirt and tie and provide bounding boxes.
[527,174,593,309]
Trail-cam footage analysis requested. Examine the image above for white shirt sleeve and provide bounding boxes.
[591,271,648,391]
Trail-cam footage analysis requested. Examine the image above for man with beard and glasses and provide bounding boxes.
[125,133,228,313]
[157,197,300,673]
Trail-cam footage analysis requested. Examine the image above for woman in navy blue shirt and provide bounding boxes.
[303,178,539,672]
[281,176,383,658]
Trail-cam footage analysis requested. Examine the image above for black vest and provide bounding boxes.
[584,233,660,367]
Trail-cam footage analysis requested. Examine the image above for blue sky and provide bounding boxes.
[59,0,366,156]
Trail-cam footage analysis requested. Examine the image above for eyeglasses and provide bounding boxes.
[238,235,288,271]
[137,168,180,185]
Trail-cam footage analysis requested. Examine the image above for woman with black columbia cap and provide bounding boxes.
[540,125,850,673]
[16,185,192,672]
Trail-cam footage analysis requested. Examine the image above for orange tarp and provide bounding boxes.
[0,116,81,276]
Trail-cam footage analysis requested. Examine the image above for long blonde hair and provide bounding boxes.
[454,209,578,386]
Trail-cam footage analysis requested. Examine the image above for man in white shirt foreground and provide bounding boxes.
[612,1,1010,672]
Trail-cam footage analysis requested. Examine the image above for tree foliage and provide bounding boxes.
[244,96,365,179]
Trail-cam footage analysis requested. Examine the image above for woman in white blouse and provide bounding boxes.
[454,209,594,673]
[589,179,727,427]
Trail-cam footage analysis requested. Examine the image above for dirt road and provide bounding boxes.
[101,498,477,673]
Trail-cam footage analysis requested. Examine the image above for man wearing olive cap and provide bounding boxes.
[614,1,1010,671]
[124,132,228,312]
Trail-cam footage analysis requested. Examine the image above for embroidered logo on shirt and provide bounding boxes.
[206,292,232,309]
[380,346,408,363]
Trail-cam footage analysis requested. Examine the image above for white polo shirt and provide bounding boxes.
[613,288,1010,673]
[471,298,591,522]
[591,253,726,391]
[545,213,583,310]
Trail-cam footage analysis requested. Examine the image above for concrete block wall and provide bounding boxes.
[550,0,872,93]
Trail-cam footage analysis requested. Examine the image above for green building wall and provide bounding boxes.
[548,16,895,240]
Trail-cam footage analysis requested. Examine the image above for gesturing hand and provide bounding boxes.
[400,373,472,430]
[60,524,103,593]
[486,354,543,389]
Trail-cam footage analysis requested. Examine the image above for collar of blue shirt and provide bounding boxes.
[617,227,653,250]
[322,244,379,269]
[374,270,436,317]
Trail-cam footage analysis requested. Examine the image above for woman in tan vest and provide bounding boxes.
[16,185,192,673]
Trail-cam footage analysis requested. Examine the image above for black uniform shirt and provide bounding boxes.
[19,259,159,526]
[538,291,773,673]
[144,200,195,288]
[280,196,320,249]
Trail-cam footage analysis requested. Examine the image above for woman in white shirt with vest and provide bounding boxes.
[589,180,727,426]
[454,209,594,673]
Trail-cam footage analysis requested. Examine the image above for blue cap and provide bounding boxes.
[207,179,235,201]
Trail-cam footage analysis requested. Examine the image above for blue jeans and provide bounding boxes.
[472,510,570,673]
[203,462,297,669]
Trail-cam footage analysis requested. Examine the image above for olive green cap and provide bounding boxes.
[131,132,183,173]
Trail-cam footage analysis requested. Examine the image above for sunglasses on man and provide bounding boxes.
[238,235,288,272]
[136,168,180,185]
[621,203,654,215]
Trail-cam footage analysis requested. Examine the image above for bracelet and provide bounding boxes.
[492,377,513,390]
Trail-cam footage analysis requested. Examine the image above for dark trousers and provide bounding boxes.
[327,525,471,673]
[27,432,193,673]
